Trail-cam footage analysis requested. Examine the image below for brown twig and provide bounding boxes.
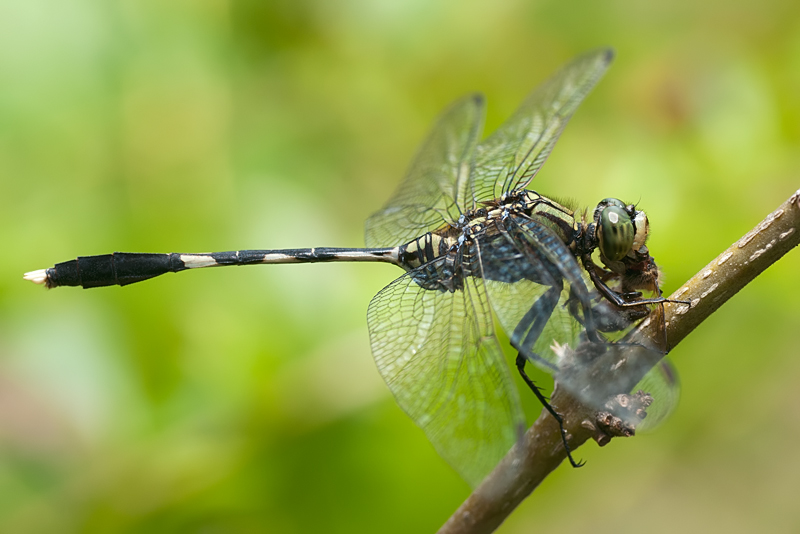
[438,188,800,534]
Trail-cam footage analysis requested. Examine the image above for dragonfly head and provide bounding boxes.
[594,198,648,263]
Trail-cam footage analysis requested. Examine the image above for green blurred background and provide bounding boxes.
[1,0,799,532]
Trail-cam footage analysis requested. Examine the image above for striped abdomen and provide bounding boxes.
[397,232,456,271]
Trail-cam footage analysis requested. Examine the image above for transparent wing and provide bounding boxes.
[466,48,613,207]
[631,356,680,431]
[554,324,680,432]
[365,94,485,248]
[475,214,679,428]
[475,214,594,372]
[367,258,524,487]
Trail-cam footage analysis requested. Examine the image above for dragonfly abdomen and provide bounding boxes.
[397,233,454,270]
[28,248,399,289]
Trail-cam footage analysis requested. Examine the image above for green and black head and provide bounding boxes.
[591,198,650,269]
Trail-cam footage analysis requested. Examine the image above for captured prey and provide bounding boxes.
[26,48,684,488]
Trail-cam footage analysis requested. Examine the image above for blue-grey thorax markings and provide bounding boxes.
[396,190,578,274]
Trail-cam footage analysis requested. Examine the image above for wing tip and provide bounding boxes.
[588,46,615,66]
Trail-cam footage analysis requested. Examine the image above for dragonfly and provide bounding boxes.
[25,48,681,488]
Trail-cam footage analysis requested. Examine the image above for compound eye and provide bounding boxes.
[594,198,627,224]
[598,205,634,262]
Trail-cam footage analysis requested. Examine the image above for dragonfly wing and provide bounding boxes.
[630,356,680,431]
[474,214,593,371]
[365,95,485,248]
[367,258,524,488]
[467,48,613,207]
[554,329,680,431]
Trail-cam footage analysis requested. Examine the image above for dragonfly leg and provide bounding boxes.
[582,255,689,308]
[515,353,585,468]
[512,283,561,360]
[510,284,584,467]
